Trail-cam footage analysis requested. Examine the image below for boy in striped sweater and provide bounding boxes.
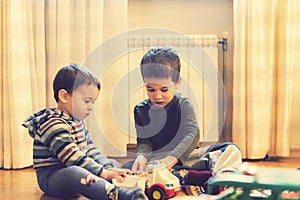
[23,64,147,200]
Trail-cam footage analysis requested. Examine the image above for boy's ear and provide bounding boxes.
[58,89,70,103]
[175,77,182,89]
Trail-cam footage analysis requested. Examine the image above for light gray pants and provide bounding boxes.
[36,159,120,200]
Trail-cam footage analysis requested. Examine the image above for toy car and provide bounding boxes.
[113,162,181,200]
[206,165,300,199]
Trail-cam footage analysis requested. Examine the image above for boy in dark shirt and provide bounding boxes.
[122,47,242,190]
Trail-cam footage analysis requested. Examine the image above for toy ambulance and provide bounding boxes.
[113,162,181,200]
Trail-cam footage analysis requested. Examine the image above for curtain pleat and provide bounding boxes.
[1,0,46,169]
[45,0,104,108]
[232,0,298,159]
[0,0,104,169]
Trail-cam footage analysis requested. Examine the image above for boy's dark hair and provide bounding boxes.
[140,47,181,83]
[53,63,101,102]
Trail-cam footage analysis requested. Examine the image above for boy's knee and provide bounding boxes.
[212,144,242,174]
[228,144,242,153]
[227,144,242,162]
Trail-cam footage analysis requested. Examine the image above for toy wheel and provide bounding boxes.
[149,186,166,200]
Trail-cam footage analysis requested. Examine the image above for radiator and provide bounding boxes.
[126,34,221,143]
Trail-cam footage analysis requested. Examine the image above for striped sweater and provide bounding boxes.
[22,108,113,176]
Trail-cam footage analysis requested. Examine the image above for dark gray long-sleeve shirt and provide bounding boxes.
[134,93,200,164]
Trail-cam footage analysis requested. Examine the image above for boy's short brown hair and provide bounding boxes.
[53,63,100,102]
[140,47,181,83]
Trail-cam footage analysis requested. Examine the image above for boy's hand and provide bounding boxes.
[132,155,147,173]
[158,156,178,171]
[100,168,132,182]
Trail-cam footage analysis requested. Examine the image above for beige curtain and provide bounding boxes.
[45,0,104,107]
[45,0,128,156]
[0,0,46,169]
[0,0,105,169]
[232,0,300,159]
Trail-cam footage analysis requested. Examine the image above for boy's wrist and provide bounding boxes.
[136,154,148,162]
[97,167,104,177]
[137,154,146,159]
[99,168,109,179]
[160,156,178,170]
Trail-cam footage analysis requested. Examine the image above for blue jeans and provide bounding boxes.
[36,159,120,200]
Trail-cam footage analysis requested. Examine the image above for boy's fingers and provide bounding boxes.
[132,163,138,172]
[116,175,125,183]
[121,168,133,175]
[118,171,127,178]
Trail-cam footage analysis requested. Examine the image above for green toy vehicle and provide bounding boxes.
[206,165,300,200]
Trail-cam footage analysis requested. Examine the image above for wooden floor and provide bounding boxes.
[0,157,299,200]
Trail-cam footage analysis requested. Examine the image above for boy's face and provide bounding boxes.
[144,77,180,107]
[65,84,99,120]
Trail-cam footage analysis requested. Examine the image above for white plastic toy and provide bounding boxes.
[112,174,147,191]
[113,162,181,200]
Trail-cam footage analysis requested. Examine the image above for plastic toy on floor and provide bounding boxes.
[113,162,181,200]
[206,162,300,199]
[171,168,213,196]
